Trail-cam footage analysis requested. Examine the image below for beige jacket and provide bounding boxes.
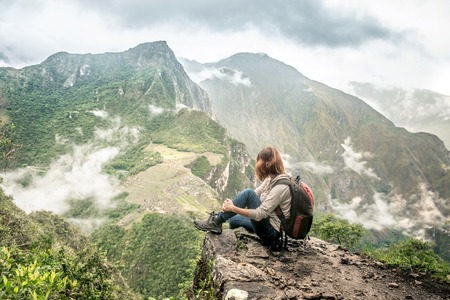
[247,173,292,232]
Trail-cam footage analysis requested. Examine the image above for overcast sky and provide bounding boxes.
[1,0,449,95]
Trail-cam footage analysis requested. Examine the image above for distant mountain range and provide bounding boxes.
[0,41,448,298]
[348,82,450,150]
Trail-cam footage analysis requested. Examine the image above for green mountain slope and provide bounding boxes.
[0,188,139,299]
[181,53,450,241]
[0,41,211,167]
[0,41,255,298]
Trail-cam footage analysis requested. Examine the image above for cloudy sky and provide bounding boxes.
[1,0,449,95]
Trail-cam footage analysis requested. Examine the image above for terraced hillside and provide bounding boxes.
[119,144,224,225]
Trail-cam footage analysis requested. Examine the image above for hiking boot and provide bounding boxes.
[262,238,284,252]
[268,238,284,252]
[194,211,222,234]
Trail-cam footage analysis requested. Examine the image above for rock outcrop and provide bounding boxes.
[191,229,449,300]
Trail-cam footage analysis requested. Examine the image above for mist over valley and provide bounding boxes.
[0,41,448,298]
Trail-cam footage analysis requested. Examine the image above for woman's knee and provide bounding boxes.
[228,215,246,228]
[242,188,256,195]
[228,215,253,230]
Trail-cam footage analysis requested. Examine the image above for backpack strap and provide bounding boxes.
[274,205,285,220]
[272,178,294,253]
[273,178,293,221]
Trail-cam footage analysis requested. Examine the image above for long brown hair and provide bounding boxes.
[255,146,285,181]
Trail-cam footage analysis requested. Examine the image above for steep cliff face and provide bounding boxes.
[191,230,449,300]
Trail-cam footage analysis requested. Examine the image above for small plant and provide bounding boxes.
[236,237,248,251]
[191,259,218,300]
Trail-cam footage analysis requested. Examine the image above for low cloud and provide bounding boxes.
[414,183,446,227]
[89,109,108,118]
[341,137,379,179]
[189,67,251,87]
[332,182,447,238]
[93,117,140,146]
[348,82,450,148]
[55,133,69,145]
[0,117,141,228]
[349,82,450,123]
[176,103,188,112]
[149,104,165,115]
[282,153,334,176]
[149,103,191,115]
[1,144,121,215]
[333,193,396,231]
[299,161,334,175]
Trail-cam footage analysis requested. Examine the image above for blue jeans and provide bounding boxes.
[217,188,280,243]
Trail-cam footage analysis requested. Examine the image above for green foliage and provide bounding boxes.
[0,188,42,248]
[91,213,203,299]
[0,46,222,170]
[151,109,228,154]
[0,123,21,169]
[105,141,163,178]
[64,198,99,219]
[105,193,141,221]
[0,246,137,299]
[311,213,366,250]
[29,211,90,252]
[189,156,213,179]
[0,193,139,299]
[364,238,450,281]
[425,226,450,263]
[190,259,218,300]
[61,192,140,222]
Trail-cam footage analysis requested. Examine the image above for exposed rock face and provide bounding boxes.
[191,229,449,300]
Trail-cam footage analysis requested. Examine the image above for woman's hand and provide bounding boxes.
[221,198,250,217]
[221,199,235,213]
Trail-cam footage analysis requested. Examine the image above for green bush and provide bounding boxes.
[0,246,137,299]
[190,156,212,179]
[311,213,366,250]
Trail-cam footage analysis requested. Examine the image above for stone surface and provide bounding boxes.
[191,229,450,300]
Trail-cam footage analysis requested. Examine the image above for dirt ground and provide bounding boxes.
[196,230,450,300]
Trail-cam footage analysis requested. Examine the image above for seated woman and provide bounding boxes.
[194,146,291,248]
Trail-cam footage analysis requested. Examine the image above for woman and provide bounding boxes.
[194,146,291,248]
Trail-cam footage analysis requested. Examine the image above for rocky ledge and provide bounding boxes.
[190,229,449,300]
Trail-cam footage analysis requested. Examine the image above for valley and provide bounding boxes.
[0,41,448,299]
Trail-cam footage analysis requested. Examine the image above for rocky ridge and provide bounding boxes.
[191,229,450,300]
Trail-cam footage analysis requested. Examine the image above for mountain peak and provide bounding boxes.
[42,51,71,64]
[220,52,275,64]
[215,51,305,81]
[40,41,178,70]
[129,40,170,52]
[124,40,179,68]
